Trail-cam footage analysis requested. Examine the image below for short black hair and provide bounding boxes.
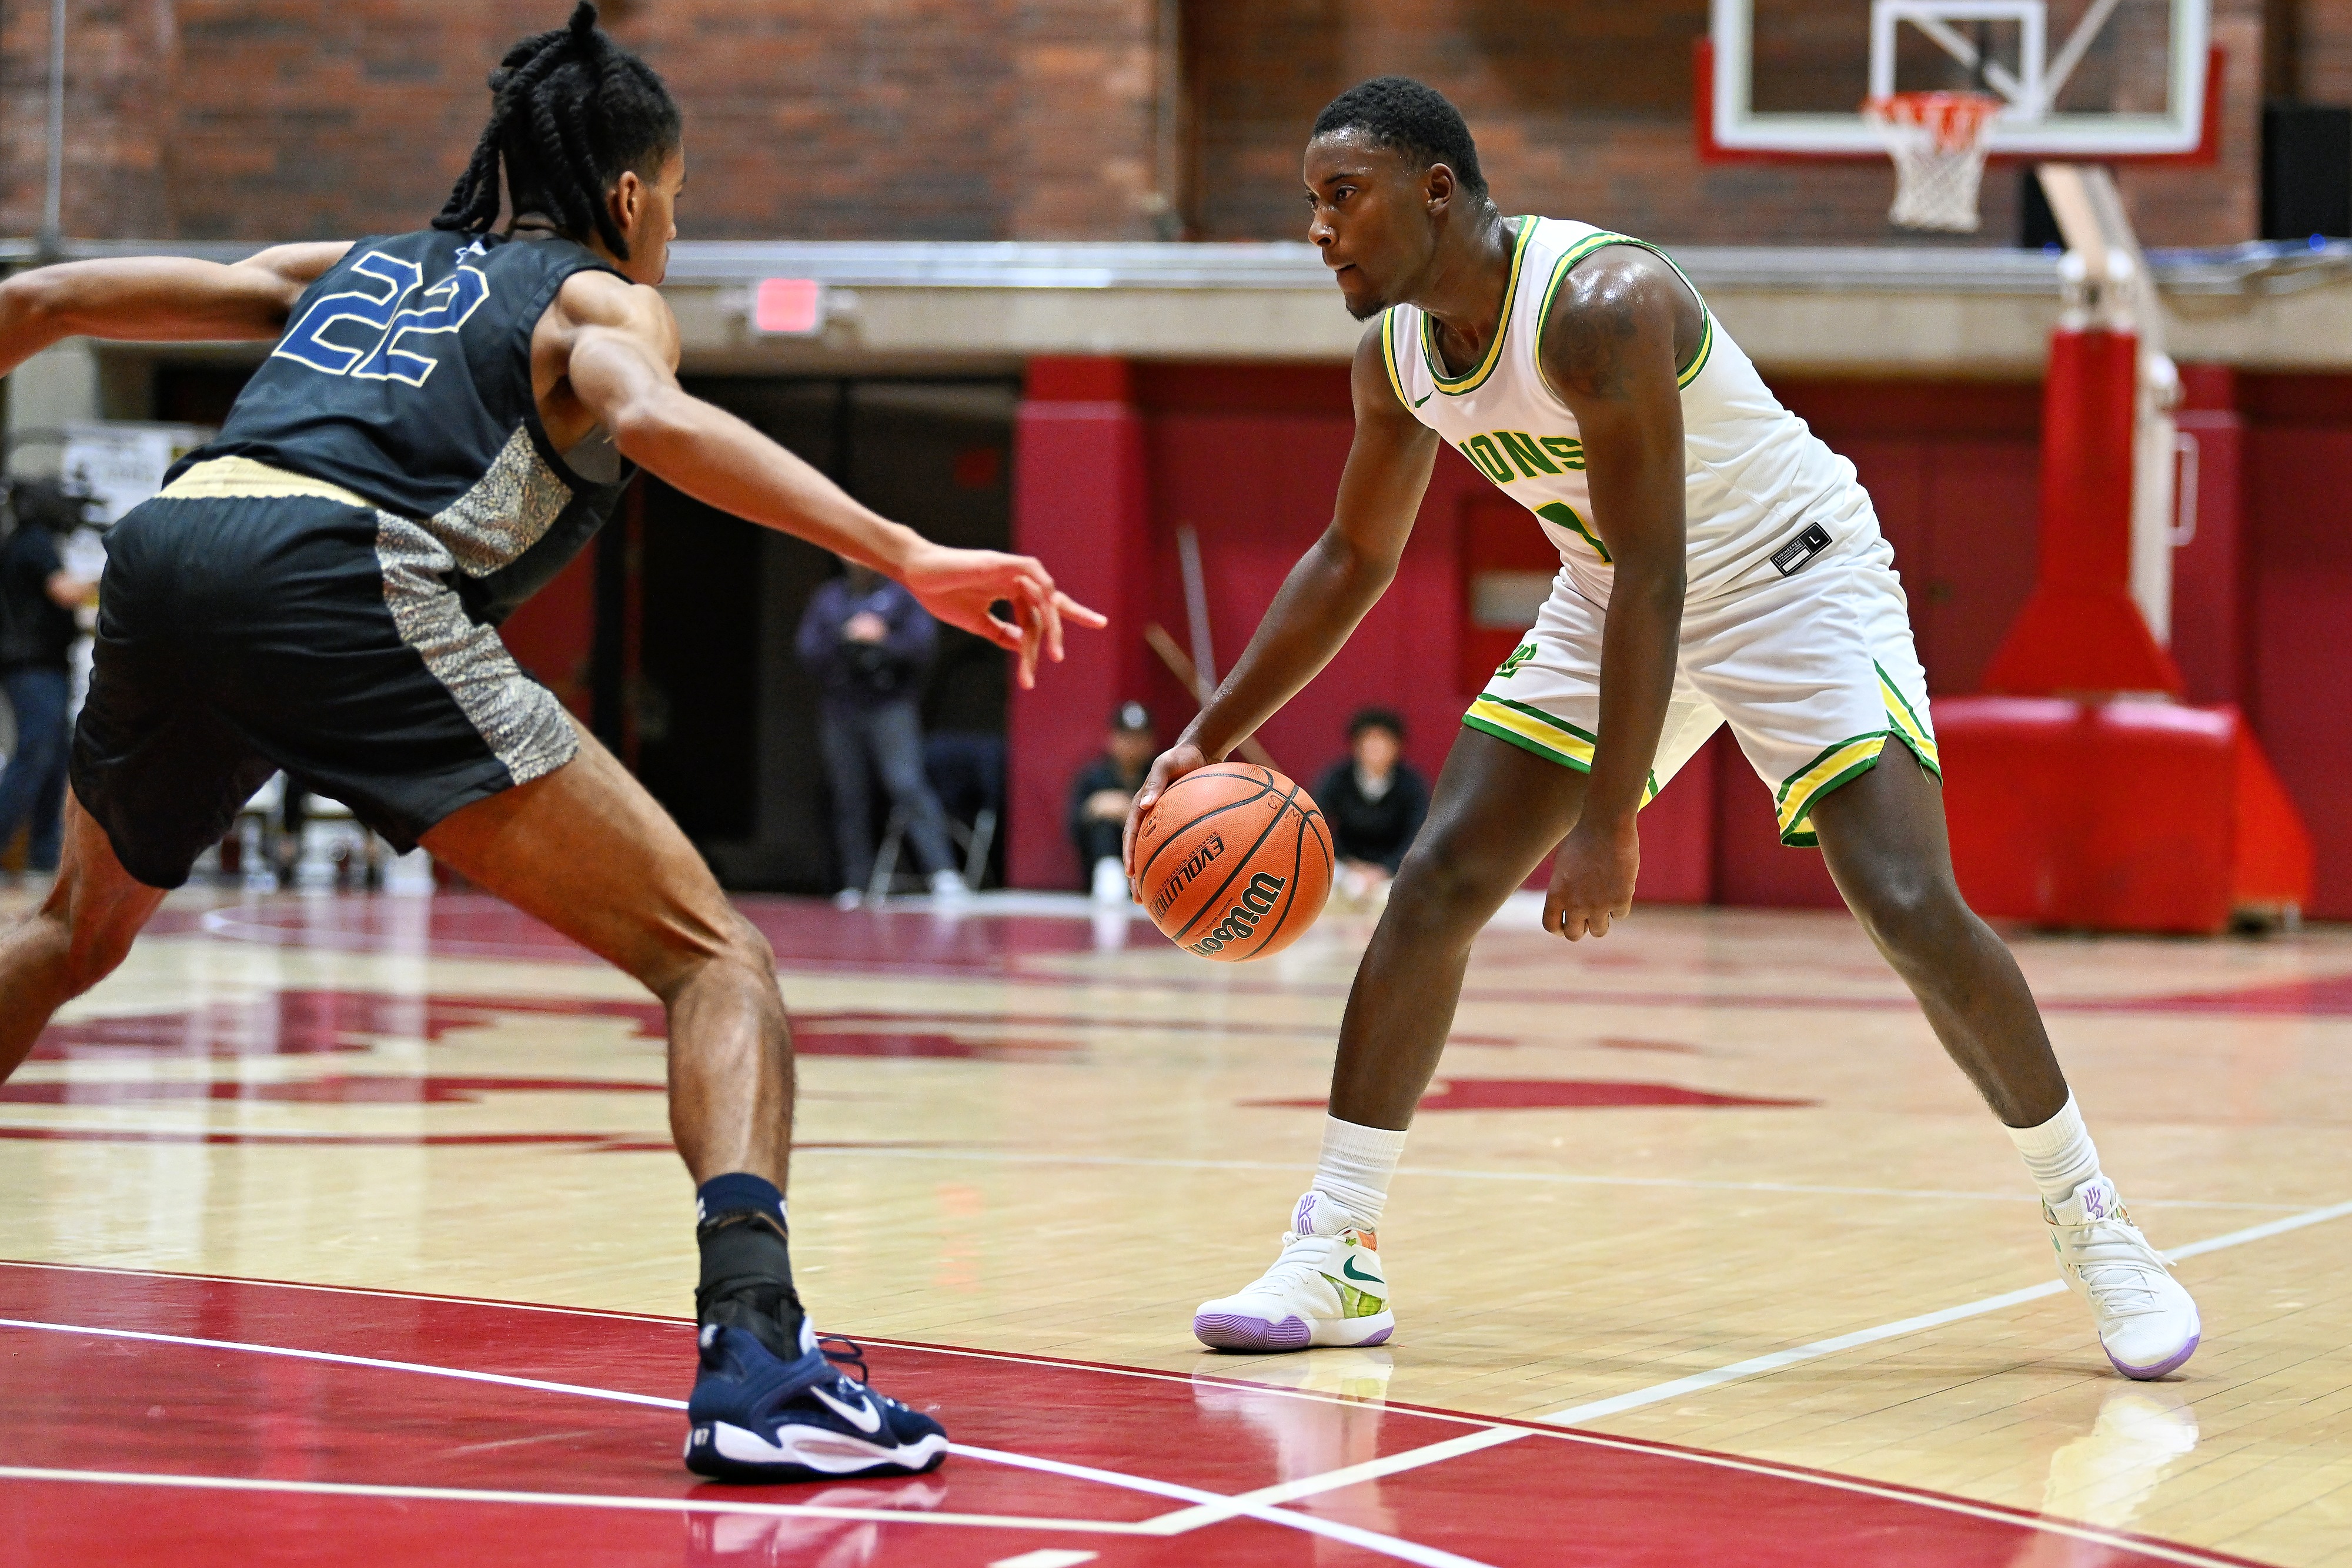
[434,2,682,260]
[1311,76,1488,200]
[1349,707,1406,742]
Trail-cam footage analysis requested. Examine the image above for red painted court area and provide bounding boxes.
[0,1263,2253,1567]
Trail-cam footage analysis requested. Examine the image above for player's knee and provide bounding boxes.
[717,909,777,976]
[630,901,777,1005]
[1847,864,1970,963]
[49,909,137,999]
[1389,835,1513,932]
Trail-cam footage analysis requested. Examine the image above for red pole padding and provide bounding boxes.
[1980,326,2184,697]
[2036,327,2137,592]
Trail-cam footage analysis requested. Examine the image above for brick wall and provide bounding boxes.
[1184,0,2264,249]
[2279,0,2352,100]
[0,1,2328,248]
[0,0,1167,242]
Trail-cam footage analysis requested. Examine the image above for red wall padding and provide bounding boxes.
[2244,417,2352,918]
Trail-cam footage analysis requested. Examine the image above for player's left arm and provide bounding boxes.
[0,242,352,376]
[553,270,1102,687]
[1536,249,1692,941]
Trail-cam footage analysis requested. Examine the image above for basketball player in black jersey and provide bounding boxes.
[0,4,1101,1482]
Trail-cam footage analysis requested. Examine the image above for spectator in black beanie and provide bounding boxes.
[1313,707,1428,906]
[1068,701,1156,902]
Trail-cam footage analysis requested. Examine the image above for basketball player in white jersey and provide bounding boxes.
[1144,78,2201,1380]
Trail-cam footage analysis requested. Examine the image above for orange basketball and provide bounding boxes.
[1129,763,1333,962]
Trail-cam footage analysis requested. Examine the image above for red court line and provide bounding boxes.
[0,1263,2268,1567]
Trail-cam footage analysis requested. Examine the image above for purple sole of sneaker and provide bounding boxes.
[2106,1330,2199,1380]
[1194,1313,1311,1351]
[1359,1326,1392,1346]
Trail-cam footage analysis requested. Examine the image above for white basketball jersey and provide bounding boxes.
[1383,218,1879,602]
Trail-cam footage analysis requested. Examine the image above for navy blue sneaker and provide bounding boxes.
[684,1322,948,1483]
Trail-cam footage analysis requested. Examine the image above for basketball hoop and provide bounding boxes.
[1864,91,2004,233]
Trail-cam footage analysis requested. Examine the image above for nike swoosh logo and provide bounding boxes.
[1411,393,1432,407]
[1342,1258,1385,1286]
[811,1383,884,1435]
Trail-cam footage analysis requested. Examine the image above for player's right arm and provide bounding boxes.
[0,243,352,376]
[1130,321,1439,824]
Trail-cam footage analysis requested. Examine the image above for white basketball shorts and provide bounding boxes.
[1463,546,1939,847]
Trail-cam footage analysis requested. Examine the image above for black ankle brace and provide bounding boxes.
[696,1208,807,1360]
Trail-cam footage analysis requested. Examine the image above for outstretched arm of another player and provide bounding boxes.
[1536,250,1693,941]
[1128,322,1440,841]
[0,243,353,376]
[553,271,1102,687]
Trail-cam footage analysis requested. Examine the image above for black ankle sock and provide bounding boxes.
[694,1174,806,1361]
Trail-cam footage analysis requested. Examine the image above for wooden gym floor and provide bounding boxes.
[0,884,2346,1566]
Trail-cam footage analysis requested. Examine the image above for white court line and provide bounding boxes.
[0,1318,689,1409]
[0,1319,1497,1568]
[0,1463,1142,1533]
[1138,1193,2352,1538]
[14,1194,2343,1568]
[1134,1427,1531,1534]
[1539,1196,2352,1426]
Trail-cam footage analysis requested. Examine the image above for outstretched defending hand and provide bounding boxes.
[1545,815,1639,941]
[901,544,1106,691]
[1123,741,1209,875]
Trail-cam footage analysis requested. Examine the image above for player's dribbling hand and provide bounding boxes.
[1124,741,1208,878]
[901,544,1107,690]
[1544,816,1639,941]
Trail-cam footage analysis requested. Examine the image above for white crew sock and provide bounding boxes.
[2005,1094,2103,1205]
[1312,1114,1409,1231]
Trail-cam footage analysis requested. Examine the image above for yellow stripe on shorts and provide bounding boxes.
[1462,696,1658,804]
[1775,733,1888,847]
[1876,663,1941,776]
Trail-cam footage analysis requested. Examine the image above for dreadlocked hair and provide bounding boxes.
[433,1,681,260]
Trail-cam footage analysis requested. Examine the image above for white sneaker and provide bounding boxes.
[2047,1176,2201,1379]
[1090,856,1130,904]
[1194,1192,1394,1352]
[831,888,863,911]
[929,869,970,901]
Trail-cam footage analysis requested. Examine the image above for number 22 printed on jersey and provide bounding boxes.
[273,247,492,388]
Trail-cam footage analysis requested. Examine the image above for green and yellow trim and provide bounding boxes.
[1380,307,1410,408]
[1775,733,1889,848]
[1876,661,1941,777]
[1773,684,1940,847]
[1420,216,1538,396]
[1462,695,1659,805]
[1535,230,1715,393]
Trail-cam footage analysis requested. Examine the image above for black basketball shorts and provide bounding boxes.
[71,469,580,889]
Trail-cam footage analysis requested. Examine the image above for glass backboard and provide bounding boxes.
[1703,0,2214,158]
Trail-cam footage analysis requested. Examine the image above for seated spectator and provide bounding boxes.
[1068,701,1155,902]
[1312,707,1429,905]
[795,560,965,907]
[0,479,98,882]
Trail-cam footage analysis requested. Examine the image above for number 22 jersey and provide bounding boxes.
[177,227,633,627]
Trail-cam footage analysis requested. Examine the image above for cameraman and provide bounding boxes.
[0,479,97,881]
[795,559,964,905]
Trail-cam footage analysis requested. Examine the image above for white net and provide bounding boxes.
[1864,92,2004,233]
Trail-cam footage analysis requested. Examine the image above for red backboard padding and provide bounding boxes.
[1937,698,2313,934]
